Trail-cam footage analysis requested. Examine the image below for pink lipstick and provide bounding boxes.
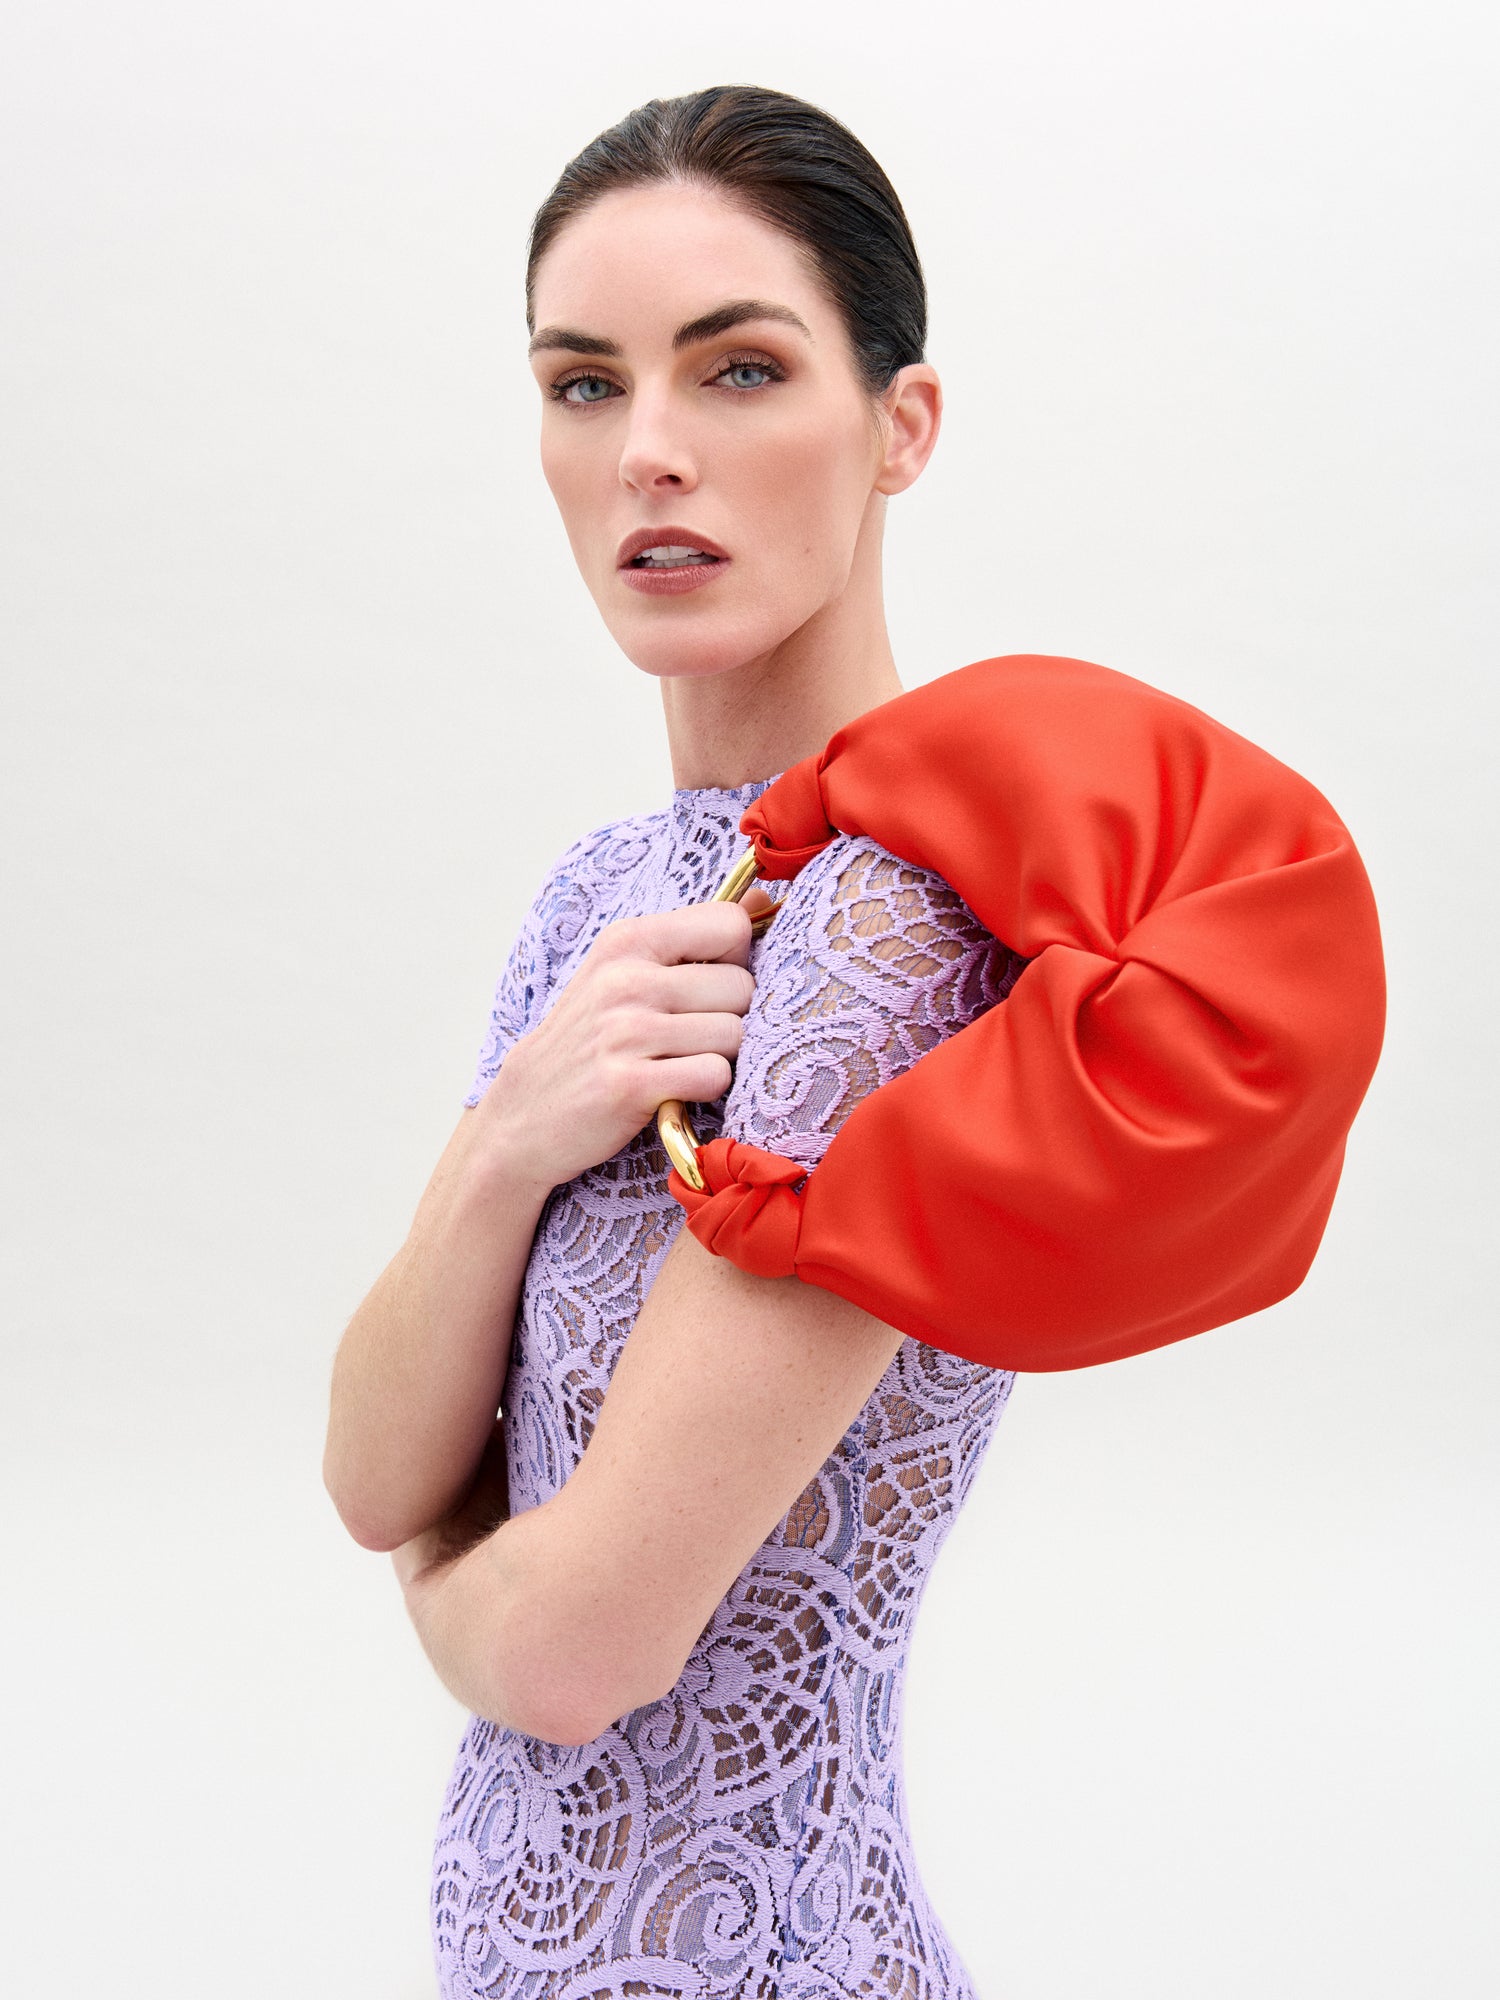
[616,525,731,597]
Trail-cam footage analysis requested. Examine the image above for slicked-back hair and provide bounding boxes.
[526,84,927,399]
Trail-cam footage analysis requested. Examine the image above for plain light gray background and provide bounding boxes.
[3,2,1496,1994]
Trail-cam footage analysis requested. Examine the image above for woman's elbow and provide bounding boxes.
[486,1674,640,1751]
[321,1455,423,1554]
[498,1621,676,1748]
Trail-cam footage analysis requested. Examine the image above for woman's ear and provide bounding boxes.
[873,363,942,495]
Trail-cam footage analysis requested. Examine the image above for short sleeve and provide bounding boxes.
[461,835,591,1109]
[716,834,1027,1168]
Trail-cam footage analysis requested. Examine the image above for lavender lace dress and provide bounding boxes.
[431,775,1027,2000]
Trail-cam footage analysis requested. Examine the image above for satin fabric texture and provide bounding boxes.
[666,654,1386,1372]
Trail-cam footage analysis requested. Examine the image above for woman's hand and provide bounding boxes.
[474,890,778,1192]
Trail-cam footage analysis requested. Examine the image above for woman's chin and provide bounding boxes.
[611,612,793,684]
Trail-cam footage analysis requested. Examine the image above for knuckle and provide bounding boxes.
[611,1055,645,1108]
[620,1004,656,1051]
[597,960,641,1010]
[592,1004,635,1059]
[596,915,641,959]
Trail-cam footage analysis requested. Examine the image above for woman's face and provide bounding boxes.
[528,179,905,684]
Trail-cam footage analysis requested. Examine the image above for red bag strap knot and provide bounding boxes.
[667,1136,807,1277]
[738,754,835,881]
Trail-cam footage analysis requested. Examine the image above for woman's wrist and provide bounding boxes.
[466,1057,560,1212]
[415,1077,556,1254]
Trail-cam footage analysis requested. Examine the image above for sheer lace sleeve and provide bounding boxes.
[716,834,1027,1170]
[461,833,597,1109]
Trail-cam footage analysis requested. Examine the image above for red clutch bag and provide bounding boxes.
[660,654,1386,1372]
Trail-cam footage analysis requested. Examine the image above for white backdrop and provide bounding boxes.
[3,3,1496,1995]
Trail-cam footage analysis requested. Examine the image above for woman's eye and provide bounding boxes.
[548,355,783,405]
[554,374,618,405]
[715,357,782,391]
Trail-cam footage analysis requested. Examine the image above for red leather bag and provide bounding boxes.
[665,654,1386,1371]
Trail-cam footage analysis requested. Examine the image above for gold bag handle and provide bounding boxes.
[656,846,778,1193]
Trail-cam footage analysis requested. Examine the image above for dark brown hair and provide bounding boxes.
[525,84,927,398]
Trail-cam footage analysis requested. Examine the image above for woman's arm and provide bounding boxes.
[324,895,764,1553]
[394,839,1016,1745]
[394,1220,906,1744]
[322,1104,554,1553]
[323,846,567,1556]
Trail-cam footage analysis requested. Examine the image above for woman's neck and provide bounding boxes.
[658,520,904,790]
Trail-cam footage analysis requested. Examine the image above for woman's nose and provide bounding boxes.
[616,390,698,494]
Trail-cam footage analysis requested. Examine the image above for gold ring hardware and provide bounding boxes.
[656,847,777,1192]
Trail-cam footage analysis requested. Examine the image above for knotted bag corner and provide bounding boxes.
[738,753,836,880]
[667,1135,808,1278]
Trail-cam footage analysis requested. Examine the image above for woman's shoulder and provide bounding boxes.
[517,803,685,984]
[527,804,672,909]
[754,826,1025,1003]
[720,829,1028,1170]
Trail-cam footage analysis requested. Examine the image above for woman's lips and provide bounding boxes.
[616,525,730,565]
[617,554,730,597]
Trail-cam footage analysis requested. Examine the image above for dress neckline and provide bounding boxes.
[668,771,786,826]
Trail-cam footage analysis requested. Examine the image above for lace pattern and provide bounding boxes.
[436,777,1026,1998]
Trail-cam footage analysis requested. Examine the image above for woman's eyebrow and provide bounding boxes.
[528,299,813,359]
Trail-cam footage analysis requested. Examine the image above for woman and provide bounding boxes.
[323,84,1053,1996]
